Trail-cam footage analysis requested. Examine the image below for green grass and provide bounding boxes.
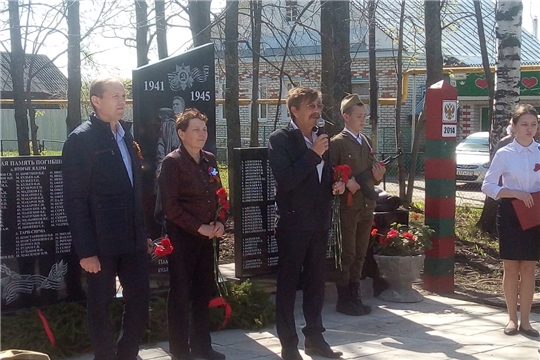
[455,205,498,252]
[218,163,229,192]
[0,150,62,157]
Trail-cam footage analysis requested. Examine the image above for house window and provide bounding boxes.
[285,0,298,22]
[259,82,268,121]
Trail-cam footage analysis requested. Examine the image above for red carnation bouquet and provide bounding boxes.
[330,164,352,270]
[151,236,174,261]
[213,187,229,296]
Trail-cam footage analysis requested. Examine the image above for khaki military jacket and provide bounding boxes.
[330,130,379,210]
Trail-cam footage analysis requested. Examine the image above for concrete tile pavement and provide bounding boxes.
[68,284,540,360]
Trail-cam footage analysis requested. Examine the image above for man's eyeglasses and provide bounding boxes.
[306,103,323,110]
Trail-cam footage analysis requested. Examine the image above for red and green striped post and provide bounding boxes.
[423,80,457,293]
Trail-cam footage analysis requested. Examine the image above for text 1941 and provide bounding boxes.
[143,81,164,92]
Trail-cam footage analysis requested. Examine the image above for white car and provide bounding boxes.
[455,132,490,184]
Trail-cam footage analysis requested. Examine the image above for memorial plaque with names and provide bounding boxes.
[0,156,77,313]
[233,148,340,278]
[233,148,278,278]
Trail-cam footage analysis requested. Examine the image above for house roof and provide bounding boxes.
[234,0,540,65]
[0,52,68,99]
[375,0,540,65]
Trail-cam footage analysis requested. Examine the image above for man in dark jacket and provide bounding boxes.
[268,86,345,360]
[62,77,151,360]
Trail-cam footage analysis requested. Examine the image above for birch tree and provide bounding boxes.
[492,0,522,149]
[477,0,522,234]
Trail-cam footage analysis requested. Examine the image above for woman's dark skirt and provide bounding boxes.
[497,199,540,261]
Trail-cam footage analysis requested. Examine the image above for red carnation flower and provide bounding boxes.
[403,232,415,242]
[155,237,174,257]
[219,209,227,221]
[413,213,419,220]
[386,229,400,239]
[217,187,228,198]
[333,164,352,183]
[371,228,378,237]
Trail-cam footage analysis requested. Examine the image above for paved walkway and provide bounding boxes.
[68,284,540,360]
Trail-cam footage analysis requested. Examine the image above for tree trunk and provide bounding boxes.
[225,0,241,202]
[188,0,211,47]
[331,0,351,135]
[66,0,82,133]
[477,0,522,234]
[406,0,443,206]
[25,65,39,155]
[320,1,335,131]
[492,0,522,149]
[155,0,168,59]
[8,0,30,156]
[250,0,262,147]
[135,0,149,67]
[395,0,406,200]
[368,0,378,149]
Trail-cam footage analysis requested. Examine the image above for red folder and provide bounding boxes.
[512,191,540,231]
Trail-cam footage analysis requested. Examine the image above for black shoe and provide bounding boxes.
[281,347,302,360]
[372,278,389,297]
[336,285,364,316]
[190,348,226,360]
[503,325,518,336]
[519,325,540,337]
[349,285,372,315]
[304,338,342,359]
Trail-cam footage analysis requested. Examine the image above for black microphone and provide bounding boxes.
[316,118,326,136]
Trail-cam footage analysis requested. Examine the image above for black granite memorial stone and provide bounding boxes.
[132,43,216,240]
[0,156,82,313]
[232,148,277,278]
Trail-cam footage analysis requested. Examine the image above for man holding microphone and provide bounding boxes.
[268,86,345,360]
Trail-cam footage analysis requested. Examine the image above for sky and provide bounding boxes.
[3,0,539,80]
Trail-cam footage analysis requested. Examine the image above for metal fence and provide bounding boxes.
[0,139,65,155]
[1,141,487,208]
[377,151,486,208]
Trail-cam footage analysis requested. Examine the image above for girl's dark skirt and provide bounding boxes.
[497,199,540,261]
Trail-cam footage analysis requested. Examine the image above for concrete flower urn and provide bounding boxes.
[373,254,425,303]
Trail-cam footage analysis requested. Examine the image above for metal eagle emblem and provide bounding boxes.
[167,63,210,91]
[444,102,456,121]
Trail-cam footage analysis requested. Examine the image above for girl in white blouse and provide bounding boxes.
[482,104,540,338]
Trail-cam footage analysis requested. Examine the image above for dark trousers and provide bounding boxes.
[337,208,374,286]
[86,251,150,360]
[166,222,216,356]
[275,230,327,350]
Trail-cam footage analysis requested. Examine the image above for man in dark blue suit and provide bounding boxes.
[62,77,152,360]
[268,87,345,360]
